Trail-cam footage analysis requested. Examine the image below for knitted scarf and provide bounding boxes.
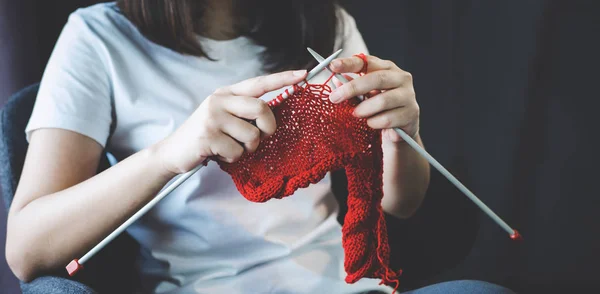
[218,79,401,290]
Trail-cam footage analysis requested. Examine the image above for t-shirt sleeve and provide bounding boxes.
[335,8,370,57]
[26,11,113,148]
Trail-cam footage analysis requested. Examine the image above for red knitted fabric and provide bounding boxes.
[218,79,401,289]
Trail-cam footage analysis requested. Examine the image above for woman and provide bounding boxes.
[5,1,513,293]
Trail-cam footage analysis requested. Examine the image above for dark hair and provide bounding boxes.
[117,0,343,72]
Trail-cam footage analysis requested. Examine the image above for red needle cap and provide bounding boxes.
[66,259,83,276]
[510,230,523,241]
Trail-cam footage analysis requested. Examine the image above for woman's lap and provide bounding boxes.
[22,276,514,294]
[20,276,97,294]
[403,280,516,294]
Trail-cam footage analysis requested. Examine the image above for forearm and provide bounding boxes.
[7,145,174,280]
[381,133,430,219]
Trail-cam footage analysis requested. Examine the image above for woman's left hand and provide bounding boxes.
[328,55,419,144]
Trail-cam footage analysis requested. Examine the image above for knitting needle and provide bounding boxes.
[267,49,344,106]
[307,47,521,240]
[66,49,345,276]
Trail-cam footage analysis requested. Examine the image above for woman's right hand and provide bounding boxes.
[155,69,308,175]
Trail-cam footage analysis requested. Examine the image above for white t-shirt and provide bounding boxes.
[26,3,392,294]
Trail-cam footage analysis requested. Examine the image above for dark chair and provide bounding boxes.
[1,84,478,293]
[0,84,140,294]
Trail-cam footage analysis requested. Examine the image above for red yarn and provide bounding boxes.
[218,76,401,291]
[354,53,369,75]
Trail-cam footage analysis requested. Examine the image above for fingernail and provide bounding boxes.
[329,91,341,103]
[293,69,307,77]
[331,60,342,69]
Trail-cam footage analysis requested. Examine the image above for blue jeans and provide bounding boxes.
[20,277,97,294]
[21,277,515,294]
[404,280,515,294]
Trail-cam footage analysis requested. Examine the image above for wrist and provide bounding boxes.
[145,141,181,180]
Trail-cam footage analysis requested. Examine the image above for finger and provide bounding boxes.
[212,134,245,163]
[329,70,406,103]
[226,70,307,97]
[220,115,262,153]
[222,96,268,119]
[352,88,414,118]
[366,105,419,131]
[254,106,277,138]
[222,97,277,138]
[330,55,398,74]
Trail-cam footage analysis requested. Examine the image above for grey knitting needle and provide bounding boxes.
[66,49,346,276]
[307,47,521,240]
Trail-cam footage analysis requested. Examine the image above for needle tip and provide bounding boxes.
[510,230,523,241]
[331,49,343,60]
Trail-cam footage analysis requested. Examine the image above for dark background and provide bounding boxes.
[1,0,599,293]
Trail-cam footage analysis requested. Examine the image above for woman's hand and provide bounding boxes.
[327,55,429,219]
[155,69,307,175]
[328,55,419,145]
